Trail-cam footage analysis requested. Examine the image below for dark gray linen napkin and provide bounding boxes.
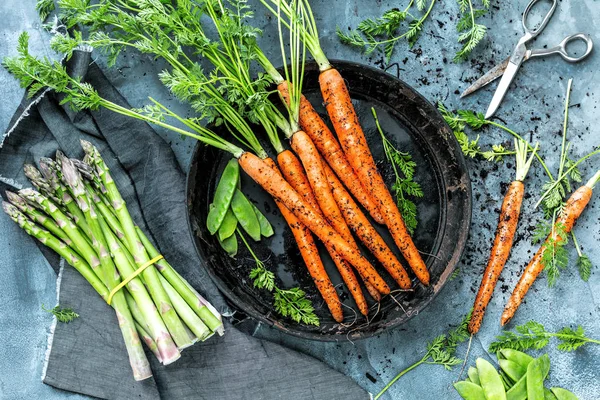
[0,50,367,400]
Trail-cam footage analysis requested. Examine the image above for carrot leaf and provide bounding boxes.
[489,321,600,354]
[35,0,55,22]
[576,254,592,282]
[43,304,79,323]
[337,0,436,64]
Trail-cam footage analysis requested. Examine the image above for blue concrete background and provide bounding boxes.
[1,0,599,399]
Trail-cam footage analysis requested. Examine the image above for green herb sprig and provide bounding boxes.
[372,108,423,234]
[489,320,600,354]
[43,304,79,323]
[375,312,471,399]
[454,0,490,62]
[35,0,55,22]
[240,231,319,326]
[337,0,436,63]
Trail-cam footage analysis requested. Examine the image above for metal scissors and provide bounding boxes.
[460,0,594,118]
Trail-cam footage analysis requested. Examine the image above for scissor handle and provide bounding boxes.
[529,33,594,62]
[522,0,558,40]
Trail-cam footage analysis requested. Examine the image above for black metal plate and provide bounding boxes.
[186,60,471,341]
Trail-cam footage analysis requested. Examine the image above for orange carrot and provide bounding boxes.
[469,140,537,334]
[319,68,429,285]
[264,158,344,322]
[277,150,370,314]
[288,131,389,296]
[238,152,390,295]
[323,160,412,290]
[501,170,600,326]
[278,82,384,224]
[469,181,525,334]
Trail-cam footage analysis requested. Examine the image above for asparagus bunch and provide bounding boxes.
[3,140,223,380]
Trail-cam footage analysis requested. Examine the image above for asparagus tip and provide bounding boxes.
[5,191,23,205]
[2,200,18,216]
[23,164,42,180]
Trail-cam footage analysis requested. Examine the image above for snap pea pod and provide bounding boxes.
[527,354,547,400]
[231,189,261,241]
[468,366,481,386]
[544,388,558,400]
[499,370,514,391]
[454,381,486,400]
[477,358,507,400]
[207,159,239,234]
[219,232,238,256]
[499,349,533,370]
[506,355,550,400]
[251,203,274,238]
[499,359,527,382]
[550,387,579,400]
[218,208,238,241]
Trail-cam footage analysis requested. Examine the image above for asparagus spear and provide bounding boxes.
[134,321,163,363]
[81,140,193,349]
[23,164,63,206]
[97,214,183,360]
[39,158,90,235]
[136,227,223,332]
[2,201,107,298]
[6,191,72,245]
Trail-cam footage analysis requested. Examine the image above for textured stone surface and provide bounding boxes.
[1,0,599,399]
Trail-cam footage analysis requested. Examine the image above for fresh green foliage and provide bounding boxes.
[274,287,319,326]
[374,312,471,399]
[540,221,569,287]
[36,0,55,21]
[372,108,423,234]
[576,254,592,282]
[240,230,319,326]
[43,304,79,323]
[489,320,600,354]
[337,0,437,63]
[454,0,489,62]
[438,104,514,162]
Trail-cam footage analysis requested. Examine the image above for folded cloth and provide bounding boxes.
[0,50,367,400]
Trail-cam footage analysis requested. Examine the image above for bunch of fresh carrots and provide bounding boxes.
[5,0,433,324]
[2,143,223,380]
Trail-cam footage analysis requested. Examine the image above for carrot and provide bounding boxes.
[288,131,389,296]
[319,68,430,285]
[468,141,537,334]
[238,152,390,295]
[277,150,370,314]
[323,159,412,290]
[501,170,600,326]
[263,158,344,322]
[278,82,384,224]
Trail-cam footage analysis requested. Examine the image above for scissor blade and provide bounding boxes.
[460,57,510,98]
[485,43,527,119]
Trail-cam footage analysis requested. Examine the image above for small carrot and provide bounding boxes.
[501,170,600,326]
[323,159,412,290]
[468,140,537,334]
[278,82,384,224]
[238,152,390,295]
[264,158,344,322]
[319,68,429,285]
[278,150,370,314]
[289,131,389,296]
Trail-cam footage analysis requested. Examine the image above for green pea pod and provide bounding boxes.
[499,359,527,382]
[527,355,549,400]
[499,371,513,391]
[207,159,240,234]
[477,358,507,400]
[544,388,558,400]
[499,349,534,369]
[218,208,238,241]
[551,387,579,400]
[251,203,274,238]
[231,189,261,241]
[468,366,481,386]
[218,232,238,256]
[506,354,551,400]
[454,381,486,400]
